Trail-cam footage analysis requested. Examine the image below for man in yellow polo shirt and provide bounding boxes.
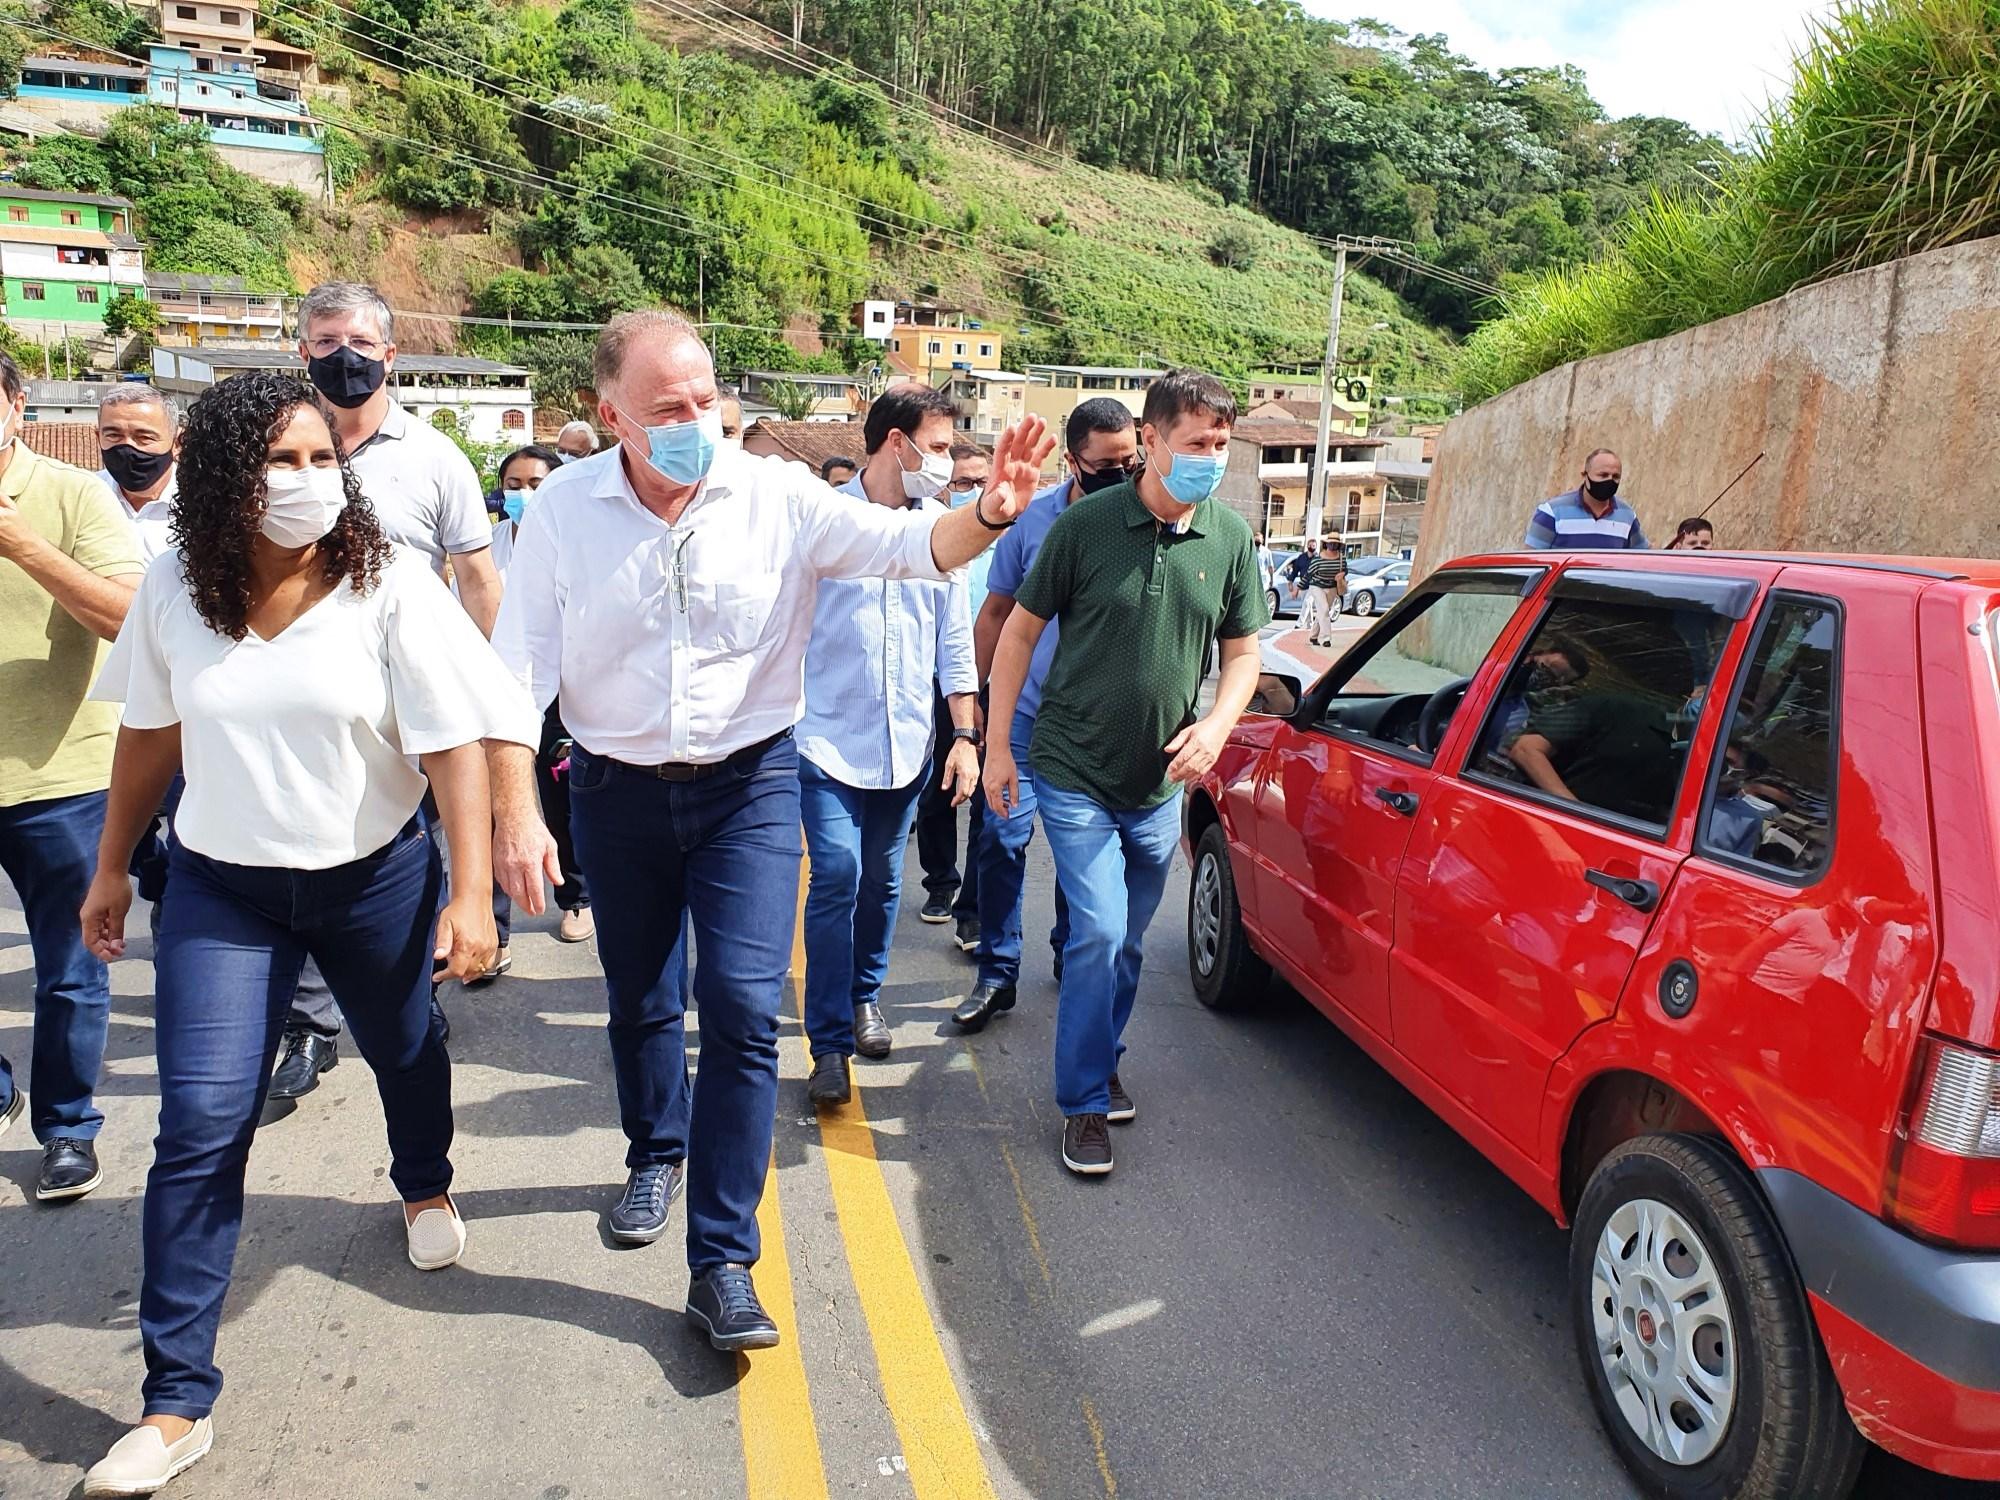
[0,350,144,1202]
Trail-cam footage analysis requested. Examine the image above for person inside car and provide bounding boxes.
[1508,685,1677,821]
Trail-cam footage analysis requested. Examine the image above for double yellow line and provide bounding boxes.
[732,862,998,1499]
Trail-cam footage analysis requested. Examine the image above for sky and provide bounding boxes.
[1334,0,1839,140]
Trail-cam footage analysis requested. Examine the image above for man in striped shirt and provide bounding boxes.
[1524,449,1650,550]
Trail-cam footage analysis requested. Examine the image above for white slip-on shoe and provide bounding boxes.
[83,1419,214,1497]
[405,1195,466,1271]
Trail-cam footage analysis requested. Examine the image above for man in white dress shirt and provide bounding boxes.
[490,310,1051,1351]
[797,384,979,1108]
[269,282,504,1101]
[94,384,178,568]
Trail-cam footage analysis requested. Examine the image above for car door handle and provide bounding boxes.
[1376,788,1419,816]
[1586,869,1660,912]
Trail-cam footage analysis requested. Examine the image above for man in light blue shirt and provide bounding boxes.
[798,384,981,1105]
[952,397,1139,1031]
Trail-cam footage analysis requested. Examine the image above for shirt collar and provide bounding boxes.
[593,441,745,519]
[99,466,176,517]
[0,440,43,499]
[347,400,409,459]
[1573,485,1626,516]
[1120,483,1207,536]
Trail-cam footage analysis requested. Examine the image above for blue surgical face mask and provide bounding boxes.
[949,487,983,510]
[503,491,528,524]
[1155,443,1227,505]
[614,402,724,487]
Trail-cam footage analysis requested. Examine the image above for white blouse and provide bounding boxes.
[95,546,539,869]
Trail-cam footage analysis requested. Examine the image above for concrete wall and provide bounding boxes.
[1420,236,2000,573]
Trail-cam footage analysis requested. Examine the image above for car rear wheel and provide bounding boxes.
[1570,1135,1865,1500]
[1352,589,1376,618]
[1188,822,1267,1011]
[1265,586,1282,618]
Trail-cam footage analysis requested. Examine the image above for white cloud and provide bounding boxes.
[1317,0,1838,139]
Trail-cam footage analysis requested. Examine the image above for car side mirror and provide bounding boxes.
[1250,672,1302,719]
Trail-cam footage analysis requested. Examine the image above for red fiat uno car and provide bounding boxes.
[1185,550,2000,1499]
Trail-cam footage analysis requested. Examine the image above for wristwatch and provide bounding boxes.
[951,727,981,745]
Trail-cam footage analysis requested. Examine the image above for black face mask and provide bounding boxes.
[1585,476,1619,502]
[306,345,388,409]
[101,443,174,494]
[1074,463,1132,496]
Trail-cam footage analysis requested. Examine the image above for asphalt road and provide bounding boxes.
[0,802,1986,1498]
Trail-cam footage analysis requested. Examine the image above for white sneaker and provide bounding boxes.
[83,1419,214,1497]
[405,1195,466,1271]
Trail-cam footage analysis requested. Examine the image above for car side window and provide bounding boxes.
[1698,596,1839,879]
[1313,578,1532,759]
[1470,595,1732,830]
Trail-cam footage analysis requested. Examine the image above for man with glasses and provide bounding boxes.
[268,282,500,1103]
[916,442,994,940]
[950,397,1139,1032]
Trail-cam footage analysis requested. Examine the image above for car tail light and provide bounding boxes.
[1888,1038,2000,1249]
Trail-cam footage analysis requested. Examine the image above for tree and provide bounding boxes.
[14,134,114,195]
[514,332,597,418]
[762,378,818,422]
[102,293,160,339]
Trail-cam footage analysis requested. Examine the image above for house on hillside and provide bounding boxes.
[145,272,285,343]
[856,299,1003,384]
[151,345,535,443]
[1023,364,1160,432]
[734,369,867,423]
[947,369,1026,442]
[1245,368,1372,432]
[1214,418,1390,552]
[0,187,146,341]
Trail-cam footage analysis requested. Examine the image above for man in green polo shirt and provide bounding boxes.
[983,368,1267,1176]
[0,349,145,1201]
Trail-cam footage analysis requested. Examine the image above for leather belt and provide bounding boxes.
[612,729,791,784]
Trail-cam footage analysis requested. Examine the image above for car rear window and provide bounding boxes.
[1697,594,1840,880]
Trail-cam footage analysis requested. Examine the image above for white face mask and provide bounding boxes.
[261,464,348,548]
[898,435,953,501]
[0,404,14,453]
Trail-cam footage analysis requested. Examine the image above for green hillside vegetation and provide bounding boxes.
[1458,0,2000,400]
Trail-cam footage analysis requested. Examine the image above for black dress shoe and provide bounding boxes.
[853,1002,892,1059]
[36,1138,102,1201]
[807,1054,851,1107]
[268,1029,338,1100]
[686,1264,780,1351]
[954,917,980,954]
[951,982,1016,1032]
[608,1160,685,1244]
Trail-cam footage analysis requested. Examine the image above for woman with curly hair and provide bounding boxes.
[74,370,538,1498]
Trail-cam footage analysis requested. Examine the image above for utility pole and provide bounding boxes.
[1303,244,1347,548]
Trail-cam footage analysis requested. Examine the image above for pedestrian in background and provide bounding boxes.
[556,420,599,462]
[488,310,1052,1352]
[270,282,502,1100]
[916,440,993,936]
[96,384,179,568]
[952,398,1138,1033]
[1524,449,1649,550]
[1254,530,1276,591]
[1286,537,1321,637]
[800,387,979,1106]
[1666,516,1715,550]
[1307,542,1349,647]
[820,455,859,487]
[76,371,537,1499]
[984,369,1267,1177]
[0,349,142,1202]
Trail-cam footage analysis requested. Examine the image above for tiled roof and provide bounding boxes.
[19,421,103,469]
[1232,419,1390,449]
[743,418,866,474]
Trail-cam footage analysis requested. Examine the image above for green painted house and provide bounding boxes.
[0,186,147,334]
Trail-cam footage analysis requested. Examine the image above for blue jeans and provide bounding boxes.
[141,820,451,1418]
[799,758,926,1059]
[975,715,1069,989]
[0,790,111,1142]
[1036,781,1181,1117]
[567,736,802,1272]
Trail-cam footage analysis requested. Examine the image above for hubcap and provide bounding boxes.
[1191,851,1222,977]
[1590,1197,1738,1467]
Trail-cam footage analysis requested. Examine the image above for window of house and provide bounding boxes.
[60,210,80,225]
[1698,595,1839,879]
[220,9,242,22]
[77,287,99,304]
[1469,583,1738,831]
[175,4,196,15]
[7,207,26,223]
[1054,374,1078,389]
[927,340,942,355]
[22,283,44,300]
[979,343,992,358]
[1312,574,1539,759]
[503,409,526,430]
[953,342,966,356]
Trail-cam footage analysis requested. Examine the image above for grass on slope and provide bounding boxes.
[905,136,1454,406]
